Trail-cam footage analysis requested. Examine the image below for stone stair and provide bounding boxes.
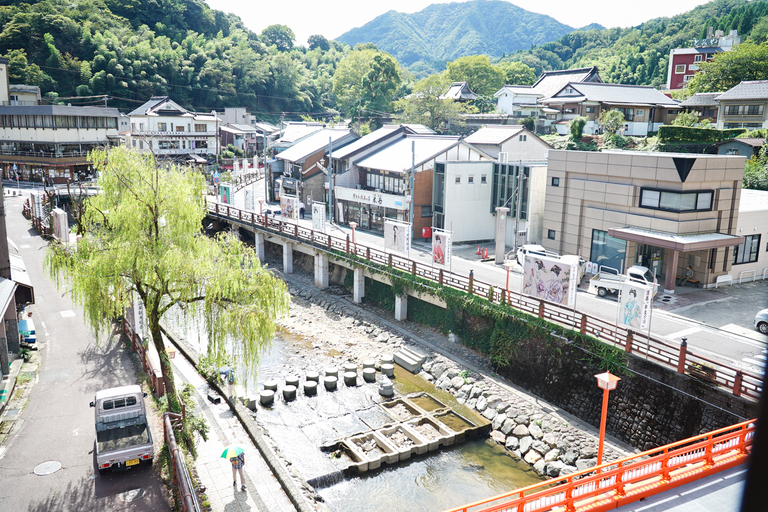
[393,346,427,373]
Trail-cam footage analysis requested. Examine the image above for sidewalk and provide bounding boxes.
[170,349,297,512]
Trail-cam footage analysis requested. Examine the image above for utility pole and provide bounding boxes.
[263,130,269,202]
[328,137,334,225]
[513,161,524,252]
[409,140,415,230]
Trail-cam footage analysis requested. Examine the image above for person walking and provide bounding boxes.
[677,265,694,286]
[299,201,305,219]
[230,451,246,491]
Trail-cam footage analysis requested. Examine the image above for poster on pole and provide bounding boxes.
[220,184,232,205]
[280,195,299,220]
[242,158,249,174]
[244,189,255,211]
[432,230,452,267]
[312,202,326,231]
[522,254,577,307]
[618,281,653,329]
[384,220,410,255]
[233,159,239,176]
[253,155,259,177]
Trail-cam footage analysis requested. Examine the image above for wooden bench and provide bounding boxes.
[676,276,701,288]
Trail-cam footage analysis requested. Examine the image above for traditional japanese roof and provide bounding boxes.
[542,82,681,109]
[276,128,356,163]
[680,93,721,107]
[276,122,325,144]
[440,82,478,101]
[716,80,768,101]
[530,66,603,98]
[724,138,766,148]
[128,96,216,120]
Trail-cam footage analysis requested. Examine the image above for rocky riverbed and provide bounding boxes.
[276,272,627,480]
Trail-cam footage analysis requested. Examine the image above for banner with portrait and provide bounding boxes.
[522,254,578,307]
[618,281,653,330]
[220,184,232,205]
[384,220,410,255]
[312,202,326,231]
[432,230,452,267]
[280,195,299,219]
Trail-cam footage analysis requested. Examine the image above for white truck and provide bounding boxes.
[590,265,657,297]
[90,385,154,474]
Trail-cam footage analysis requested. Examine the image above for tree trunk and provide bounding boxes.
[148,309,180,412]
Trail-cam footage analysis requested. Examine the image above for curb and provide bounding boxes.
[161,325,316,512]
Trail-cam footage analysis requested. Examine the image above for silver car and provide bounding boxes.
[756,309,768,335]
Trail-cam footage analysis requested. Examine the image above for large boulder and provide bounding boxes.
[512,424,530,437]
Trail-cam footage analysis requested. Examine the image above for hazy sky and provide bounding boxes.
[205,0,712,46]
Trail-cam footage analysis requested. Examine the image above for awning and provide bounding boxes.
[10,253,34,304]
[607,227,744,252]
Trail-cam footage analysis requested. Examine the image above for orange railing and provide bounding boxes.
[206,201,763,400]
[445,419,755,512]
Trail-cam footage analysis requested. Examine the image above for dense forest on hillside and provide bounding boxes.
[337,0,574,74]
[500,0,768,87]
[0,0,349,117]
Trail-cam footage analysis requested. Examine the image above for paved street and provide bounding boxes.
[0,191,169,511]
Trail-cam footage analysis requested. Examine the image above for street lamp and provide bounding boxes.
[595,371,621,466]
[258,197,264,214]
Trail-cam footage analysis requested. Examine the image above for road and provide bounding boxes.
[227,178,768,376]
[0,191,169,511]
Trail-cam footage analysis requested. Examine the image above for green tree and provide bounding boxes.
[361,53,401,115]
[446,55,505,97]
[496,61,537,85]
[744,143,768,191]
[261,24,295,51]
[394,73,468,132]
[333,49,401,118]
[599,109,626,134]
[569,116,588,140]
[685,42,768,94]
[45,147,289,412]
[308,34,331,51]
[672,110,701,127]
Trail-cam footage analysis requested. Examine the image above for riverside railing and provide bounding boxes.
[207,201,762,401]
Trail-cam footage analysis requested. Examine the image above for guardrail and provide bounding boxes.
[122,319,165,397]
[164,412,202,512]
[444,419,754,512]
[206,201,763,400]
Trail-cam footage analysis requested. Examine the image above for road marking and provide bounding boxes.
[666,327,701,340]
[60,310,76,318]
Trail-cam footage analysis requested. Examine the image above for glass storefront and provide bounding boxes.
[339,201,403,234]
[590,229,627,273]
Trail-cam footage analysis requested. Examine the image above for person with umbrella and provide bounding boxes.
[222,445,246,491]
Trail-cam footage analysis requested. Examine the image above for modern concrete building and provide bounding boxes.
[730,189,768,283]
[542,150,747,293]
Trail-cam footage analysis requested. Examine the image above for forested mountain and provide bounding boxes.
[337,0,574,69]
[500,0,768,87]
[0,0,347,117]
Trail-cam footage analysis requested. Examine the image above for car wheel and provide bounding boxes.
[759,322,768,335]
[597,287,608,297]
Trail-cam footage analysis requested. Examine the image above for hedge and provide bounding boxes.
[658,126,747,142]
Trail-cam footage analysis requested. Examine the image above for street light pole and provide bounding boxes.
[595,371,621,466]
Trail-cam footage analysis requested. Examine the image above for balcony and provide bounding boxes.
[131,130,217,137]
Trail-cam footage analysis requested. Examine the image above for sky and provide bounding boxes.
[205,0,713,47]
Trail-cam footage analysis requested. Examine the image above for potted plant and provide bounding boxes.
[688,362,716,383]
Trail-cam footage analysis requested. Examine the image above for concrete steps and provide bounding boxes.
[393,346,427,373]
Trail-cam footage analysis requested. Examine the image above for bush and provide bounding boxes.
[569,116,588,140]
[658,126,746,142]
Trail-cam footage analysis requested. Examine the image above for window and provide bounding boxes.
[694,55,702,62]
[551,177,560,187]
[157,122,167,131]
[683,75,693,82]
[726,148,739,155]
[480,175,487,184]
[547,230,556,240]
[455,176,461,184]
[688,64,699,71]
[675,64,686,74]
[635,109,644,117]
[194,123,206,132]
[175,126,185,132]
[518,134,527,141]
[102,396,137,410]
[491,163,529,218]
[585,106,595,113]
[702,107,716,117]
[613,107,634,121]
[196,140,208,149]
[590,230,627,274]
[421,205,433,217]
[564,108,576,114]
[725,105,765,116]
[733,234,760,265]
[639,188,712,212]
[468,175,474,184]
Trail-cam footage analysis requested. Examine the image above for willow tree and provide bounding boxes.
[45,146,289,411]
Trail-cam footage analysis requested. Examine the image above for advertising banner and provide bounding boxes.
[220,185,232,205]
[280,195,299,219]
[233,159,239,176]
[244,189,255,211]
[312,202,326,231]
[432,230,452,267]
[522,254,578,307]
[384,220,410,255]
[618,281,653,329]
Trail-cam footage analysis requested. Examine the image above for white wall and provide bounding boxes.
[499,136,549,161]
[442,161,495,242]
[730,207,768,282]
[496,92,540,116]
[0,126,119,143]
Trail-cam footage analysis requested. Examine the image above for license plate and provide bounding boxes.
[126,459,140,466]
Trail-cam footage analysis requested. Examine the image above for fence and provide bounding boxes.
[444,419,754,512]
[164,412,202,512]
[122,318,165,397]
[207,201,763,400]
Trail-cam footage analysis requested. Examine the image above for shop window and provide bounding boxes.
[733,234,761,265]
[590,229,627,274]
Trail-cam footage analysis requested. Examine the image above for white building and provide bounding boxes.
[730,189,768,283]
[128,96,219,162]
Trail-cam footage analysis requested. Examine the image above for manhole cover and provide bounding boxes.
[119,488,146,502]
[34,461,62,475]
